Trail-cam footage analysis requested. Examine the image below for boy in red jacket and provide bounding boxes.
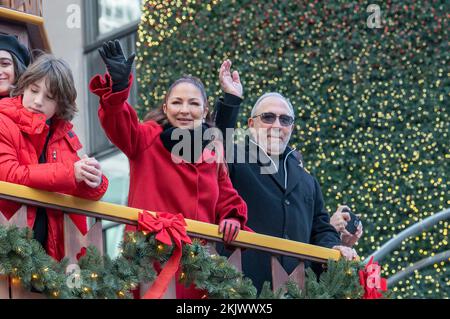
[0,54,109,261]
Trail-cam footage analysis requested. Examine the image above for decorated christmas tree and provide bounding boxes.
[135,0,449,298]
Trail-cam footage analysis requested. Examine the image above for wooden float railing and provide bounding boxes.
[0,181,340,299]
[0,0,42,17]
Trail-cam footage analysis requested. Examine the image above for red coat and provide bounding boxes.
[90,74,248,298]
[90,74,247,228]
[0,96,109,261]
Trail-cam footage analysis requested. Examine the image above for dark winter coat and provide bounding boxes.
[214,95,341,290]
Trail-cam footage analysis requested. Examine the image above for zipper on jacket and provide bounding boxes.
[284,149,296,189]
[52,150,57,161]
[249,139,277,170]
[249,138,298,189]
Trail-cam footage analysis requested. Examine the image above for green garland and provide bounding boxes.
[0,225,365,299]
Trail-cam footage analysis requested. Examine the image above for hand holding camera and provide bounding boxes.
[331,205,363,247]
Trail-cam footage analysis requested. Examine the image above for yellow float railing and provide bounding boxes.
[0,0,43,17]
[0,5,51,51]
[0,181,340,262]
[0,181,340,298]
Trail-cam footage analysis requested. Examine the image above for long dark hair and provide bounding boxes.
[144,75,213,126]
[11,54,27,84]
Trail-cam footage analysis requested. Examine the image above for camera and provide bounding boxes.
[342,207,361,235]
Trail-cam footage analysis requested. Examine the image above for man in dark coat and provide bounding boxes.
[214,60,358,291]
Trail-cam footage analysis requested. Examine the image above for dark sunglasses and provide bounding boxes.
[252,112,294,126]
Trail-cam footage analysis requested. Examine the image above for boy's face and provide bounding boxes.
[22,77,58,120]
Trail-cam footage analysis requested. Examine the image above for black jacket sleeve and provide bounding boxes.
[213,93,243,152]
[310,177,341,248]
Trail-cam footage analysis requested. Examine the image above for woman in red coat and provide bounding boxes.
[0,54,109,261]
[89,41,248,298]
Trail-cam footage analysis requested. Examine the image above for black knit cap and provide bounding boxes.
[0,34,31,67]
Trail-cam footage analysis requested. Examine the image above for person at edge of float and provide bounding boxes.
[89,40,248,299]
[0,34,31,99]
[213,61,359,291]
[0,54,109,261]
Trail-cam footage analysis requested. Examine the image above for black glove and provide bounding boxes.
[98,40,136,92]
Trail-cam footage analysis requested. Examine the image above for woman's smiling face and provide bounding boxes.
[0,50,15,96]
[163,82,208,129]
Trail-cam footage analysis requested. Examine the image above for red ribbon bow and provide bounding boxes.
[76,247,87,261]
[137,211,192,299]
[358,257,388,299]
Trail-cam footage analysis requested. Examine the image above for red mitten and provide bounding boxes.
[219,219,241,243]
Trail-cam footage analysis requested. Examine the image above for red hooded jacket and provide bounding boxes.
[90,74,248,298]
[0,96,109,261]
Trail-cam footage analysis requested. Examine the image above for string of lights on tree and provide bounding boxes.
[135,0,449,298]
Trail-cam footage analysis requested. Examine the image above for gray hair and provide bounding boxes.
[251,92,295,118]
